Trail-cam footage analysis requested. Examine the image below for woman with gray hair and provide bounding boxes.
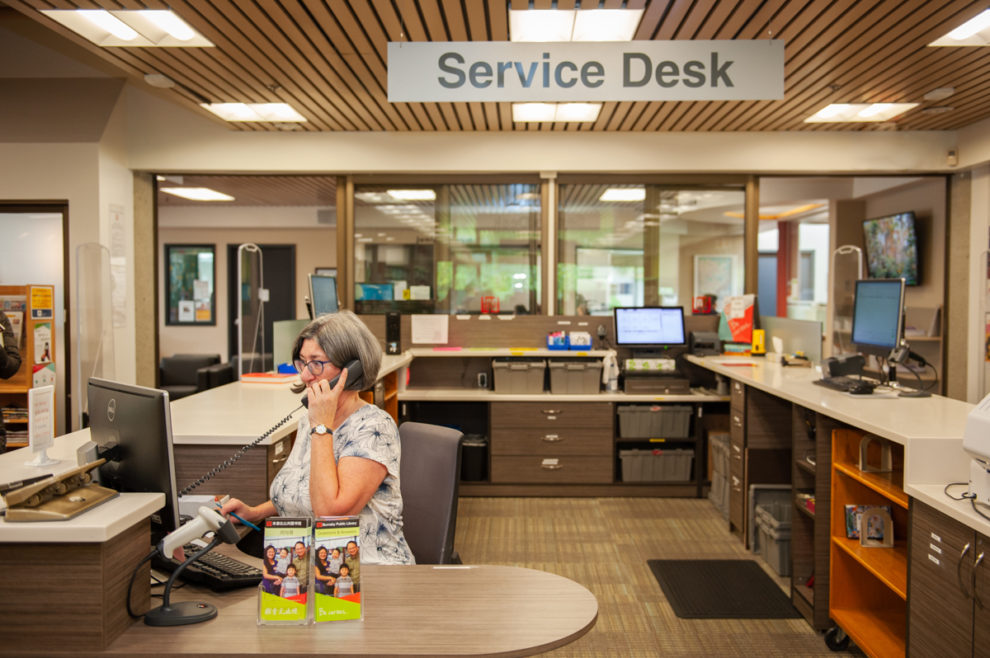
[222,310,414,565]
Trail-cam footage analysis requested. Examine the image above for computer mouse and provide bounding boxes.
[849,382,874,395]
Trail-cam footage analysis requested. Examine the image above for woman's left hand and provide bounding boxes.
[307,366,349,430]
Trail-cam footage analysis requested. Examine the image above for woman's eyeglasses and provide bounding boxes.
[293,359,333,375]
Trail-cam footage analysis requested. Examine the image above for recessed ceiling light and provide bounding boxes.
[41,9,213,47]
[161,187,234,201]
[600,187,646,202]
[923,87,955,101]
[387,189,436,201]
[144,73,175,89]
[512,102,601,122]
[929,9,990,46]
[804,103,919,123]
[509,9,643,42]
[201,103,306,122]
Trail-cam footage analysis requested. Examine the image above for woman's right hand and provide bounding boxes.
[220,497,260,523]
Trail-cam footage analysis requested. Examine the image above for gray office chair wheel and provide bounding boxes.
[824,626,849,652]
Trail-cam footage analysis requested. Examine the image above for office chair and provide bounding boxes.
[398,421,464,564]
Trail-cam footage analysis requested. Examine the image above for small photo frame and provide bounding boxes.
[860,507,894,548]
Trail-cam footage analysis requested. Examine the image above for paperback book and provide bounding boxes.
[258,517,312,625]
[313,516,362,622]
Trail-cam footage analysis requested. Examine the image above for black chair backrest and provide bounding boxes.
[398,421,464,564]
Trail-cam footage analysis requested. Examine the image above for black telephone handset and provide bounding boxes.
[300,359,363,408]
[181,359,365,497]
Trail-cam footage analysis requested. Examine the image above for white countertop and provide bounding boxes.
[686,355,988,535]
[0,430,164,542]
[399,387,727,403]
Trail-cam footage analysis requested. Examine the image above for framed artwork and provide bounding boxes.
[693,254,740,313]
[165,244,216,325]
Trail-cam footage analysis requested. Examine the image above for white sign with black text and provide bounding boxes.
[388,40,784,103]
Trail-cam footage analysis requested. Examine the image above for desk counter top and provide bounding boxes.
[399,387,728,403]
[37,564,598,657]
[0,430,164,543]
[686,355,989,535]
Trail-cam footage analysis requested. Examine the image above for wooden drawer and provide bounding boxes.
[490,427,611,456]
[490,455,613,484]
[730,380,746,412]
[490,401,612,429]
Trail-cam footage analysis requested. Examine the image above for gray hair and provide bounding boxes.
[291,310,381,392]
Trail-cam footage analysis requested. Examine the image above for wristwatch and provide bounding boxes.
[311,424,332,437]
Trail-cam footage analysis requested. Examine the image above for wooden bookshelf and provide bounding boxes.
[829,428,908,658]
[0,284,56,449]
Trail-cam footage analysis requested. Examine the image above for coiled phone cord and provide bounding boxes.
[179,404,303,497]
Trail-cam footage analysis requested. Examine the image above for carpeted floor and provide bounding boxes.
[454,497,858,657]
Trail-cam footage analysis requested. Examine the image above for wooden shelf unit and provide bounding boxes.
[829,428,908,657]
[0,284,56,450]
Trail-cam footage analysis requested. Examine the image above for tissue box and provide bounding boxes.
[568,331,592,350]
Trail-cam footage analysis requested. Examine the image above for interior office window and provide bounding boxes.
[756,215,829,321]
[352,183,541,314]
[557,183,745,315]
[165,244,215,325]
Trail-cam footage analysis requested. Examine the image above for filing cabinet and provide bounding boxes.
[727,381,792,546]
[490,401,613,484]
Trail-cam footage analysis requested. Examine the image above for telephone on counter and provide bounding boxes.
[180,358,363,497]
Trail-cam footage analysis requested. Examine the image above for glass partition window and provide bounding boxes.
[557,183,745,315]
[353,183,541,314]
[165,244,215,325]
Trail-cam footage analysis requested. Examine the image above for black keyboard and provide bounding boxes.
[152,544,262,591]
[813,376,876,393]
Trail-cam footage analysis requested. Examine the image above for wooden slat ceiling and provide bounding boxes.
[7,0,990,133]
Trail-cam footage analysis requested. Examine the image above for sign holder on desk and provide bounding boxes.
[25,384,57,467]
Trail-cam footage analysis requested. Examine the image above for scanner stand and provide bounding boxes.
[2,459,117,522]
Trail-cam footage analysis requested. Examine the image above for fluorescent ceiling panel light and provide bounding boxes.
[141,10,196,41]
[161,187,234,202]
[929,10,990,46]
[600,188,646,202]
[78,10,139,41]
[572,9,644,41]
[554,103,601,122]
[804,103,918,122]
[387,189,436,201]
[201,103,306,122]
[510,10,575,42]
[513,103,557,122]
[512,103,601,122]
[42,10,213,47]
[510,9,643,42]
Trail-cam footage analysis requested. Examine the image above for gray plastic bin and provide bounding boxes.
[617,405,692,438]
[619,448,693,482]
[492,358,546,394]
[755,500,792,576]
[548,359,602,394]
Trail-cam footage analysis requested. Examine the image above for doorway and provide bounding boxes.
[226,244,295,369]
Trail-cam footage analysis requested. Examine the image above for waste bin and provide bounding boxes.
[460,435,488,481]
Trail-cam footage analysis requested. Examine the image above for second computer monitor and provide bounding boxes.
[308,273,339,317]
[614,306,687,348]
[851,278,905,357]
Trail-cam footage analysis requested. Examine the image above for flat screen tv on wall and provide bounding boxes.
[863,211,919,286]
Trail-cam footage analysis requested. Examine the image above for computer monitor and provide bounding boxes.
[308,273,339,317]
[613,306,687,348]
[850,278,905,358]
[87,377,180,540]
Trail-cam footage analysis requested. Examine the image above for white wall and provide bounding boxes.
[970,164,990,402]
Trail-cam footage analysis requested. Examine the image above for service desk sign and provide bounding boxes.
[388,40,784,103]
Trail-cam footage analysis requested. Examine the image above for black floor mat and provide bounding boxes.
[648,559,801,619]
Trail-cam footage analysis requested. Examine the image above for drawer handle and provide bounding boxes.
[272,455,289,466]
[959,543,972,597]
[542,434,563,443]
[974,551,986,608]
[732,444,742,454]
[541,408,562,415]
[732,414,742,426]
[541,462,563,471]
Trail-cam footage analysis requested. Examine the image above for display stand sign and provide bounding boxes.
[26,385,56,467]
